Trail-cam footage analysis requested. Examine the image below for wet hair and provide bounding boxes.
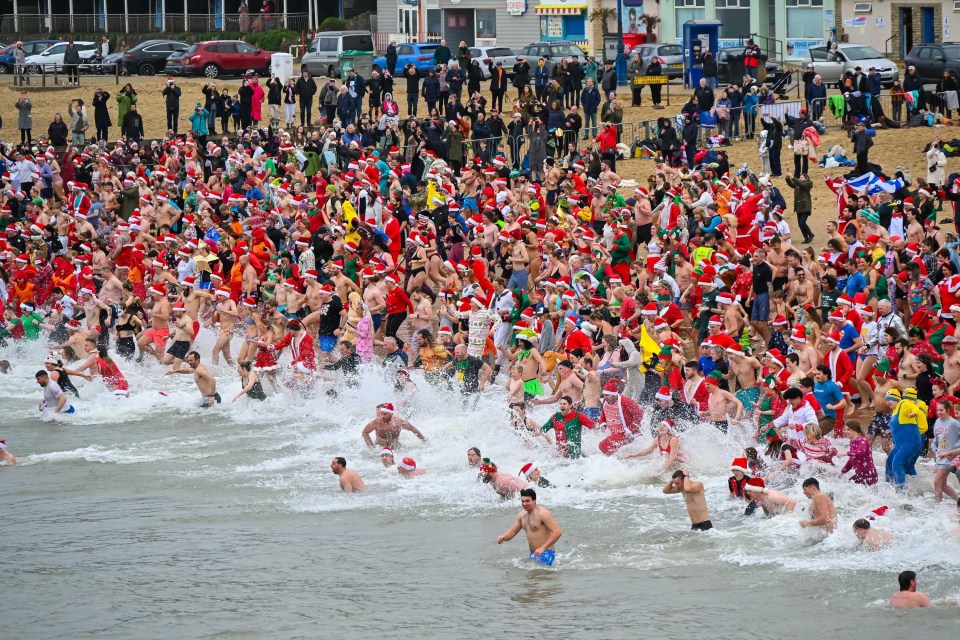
[35,370,48,378]
[898,570,916,591]
[802,477,820,489]
[239,360,253,371]
[815,365,832,379]
[783,388,802,401]
[800,376,815,390]
[334,456,347,467]
[520,488,537,500]
[468,447,481,457]
[671,470,686,479]
[853,518,871,530]
[188,350,201,360]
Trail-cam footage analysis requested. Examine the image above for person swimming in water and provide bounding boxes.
[0,439,16,465]
[497,488,562,566]
[853,518,894,550]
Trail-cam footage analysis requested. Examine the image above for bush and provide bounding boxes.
[245,29,298,52]
[320,17,347,31]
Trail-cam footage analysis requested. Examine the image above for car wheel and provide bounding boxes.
[139,62,156,76]
[0,64,7,74]
[203,63,220,78]
[328,64,336,78]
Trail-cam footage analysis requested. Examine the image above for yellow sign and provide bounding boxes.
[632,75,669,86]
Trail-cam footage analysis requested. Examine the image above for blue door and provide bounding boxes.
[922,7,935,44]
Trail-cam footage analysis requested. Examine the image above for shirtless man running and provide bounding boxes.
[853,518,894,550]
[163,302,195,368]
[799,477,837,534]
[211,287,238,365]
[331,456,367,493]
[165,350,220,407]
[361,402,427,449]
[663,468,713,531]
[700,377,744,433]
[742,477,796,516]
[138,284,172,361]
[497,488,563,566]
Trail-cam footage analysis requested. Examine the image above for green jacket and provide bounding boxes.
[116,91,138,128]
[610,232,632,265]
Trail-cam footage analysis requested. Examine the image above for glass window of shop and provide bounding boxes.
[675,0,706,30]
[785,0,824,39]
[477,9,496,38]
[716,0,751,39]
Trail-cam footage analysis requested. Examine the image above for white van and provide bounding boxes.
[300,31,375,78]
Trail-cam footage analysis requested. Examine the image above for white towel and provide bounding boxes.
[946,90,959,111]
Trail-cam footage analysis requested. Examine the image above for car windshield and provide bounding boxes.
[184,44,200,55]
[419,45,439,53]
[942,45,960,59]
[841,45,884,61]
[549,44,584,57]
[658,45,682,56]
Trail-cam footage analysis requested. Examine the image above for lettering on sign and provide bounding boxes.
[633,75,668,85]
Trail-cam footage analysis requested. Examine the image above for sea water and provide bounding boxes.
[3,337,960,638]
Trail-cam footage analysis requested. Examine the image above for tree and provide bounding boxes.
[589,8,616,37]
[641,13,661,42]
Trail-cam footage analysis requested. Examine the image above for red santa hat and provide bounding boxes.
[791,326,807,343]
[744,477,766,494]
[641,303,658,316]
[655,386,672,401]
[518,462,539,478]
[708,315,723,327]
[730,457,749,473]
[398,457,417,471]
[378,402,395,414]
[602,379,621,396]
[766,348,785,368]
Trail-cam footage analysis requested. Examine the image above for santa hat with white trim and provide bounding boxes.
[398,457,417,470]
[518,462,539,478]
[744,477,766,494]
[730,457,749,473]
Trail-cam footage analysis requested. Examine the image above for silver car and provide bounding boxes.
[629,43,684,79]
[468,46,515,79]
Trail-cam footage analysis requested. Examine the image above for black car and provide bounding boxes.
[715,48,787,85]
[904,43,960,83]
[106,39,189,76]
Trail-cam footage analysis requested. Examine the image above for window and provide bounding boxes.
[786,7,823,38]
[237,42,258,54]
[658,44,682,56]
[477,9,496,38]
[955,0,960,11]
[563,15,585,39]
[342,35,373,52]
[917,47,933,59]
[320,38,337,52]
[397,45,413,55]
[717,6,750,38]
[853,2,872,13]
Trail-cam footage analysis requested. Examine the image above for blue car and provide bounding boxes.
[0,40,60,73]
[373,42,440,76]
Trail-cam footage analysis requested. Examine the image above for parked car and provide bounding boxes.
[904,42,960,83]
[106,39,189,76]
[468,46,515,78]
[628,43,684,79]
[165,40,273,78]
[23,41,98,73]
[807,43,898,88]
[373,42,440,76]
[517,41,587,74]
[0,39,60,70]
[300,30,375,78]
[714,48,787,84]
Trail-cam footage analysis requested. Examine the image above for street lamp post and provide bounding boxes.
[615,0,626,85]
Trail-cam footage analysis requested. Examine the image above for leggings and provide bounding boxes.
[20,129,32,144]
[385,312,407,348]
[96,127,109,141]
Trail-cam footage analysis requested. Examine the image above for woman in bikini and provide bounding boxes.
[624,419,684,473]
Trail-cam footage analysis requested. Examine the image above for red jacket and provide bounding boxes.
[273,331,317,372]
[386,287,413,315]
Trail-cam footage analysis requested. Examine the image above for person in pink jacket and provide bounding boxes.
[250,75,265,125]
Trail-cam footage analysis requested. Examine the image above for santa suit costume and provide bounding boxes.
[733,192,763,256]
[823,328,855,437]
[271,323,318,373]
[597,379,645,455]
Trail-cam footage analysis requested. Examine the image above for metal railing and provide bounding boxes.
[806,92,947,128]
[12,62,121,87]
[2,12,308,34]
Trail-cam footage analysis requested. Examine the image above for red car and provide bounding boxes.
[165,40,273,78]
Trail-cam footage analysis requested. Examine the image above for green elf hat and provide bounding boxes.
[862,208,880,224]
[659,345,673,357]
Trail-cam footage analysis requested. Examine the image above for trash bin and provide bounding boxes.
[271,52,294,84]
[756,54,768,83]
[725,53,745,84]
[338,51,374,79]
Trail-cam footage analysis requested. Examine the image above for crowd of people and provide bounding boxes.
[1,53,960,602]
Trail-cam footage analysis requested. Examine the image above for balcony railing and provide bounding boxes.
[1,12,309,34]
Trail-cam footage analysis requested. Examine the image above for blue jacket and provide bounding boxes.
[743,93,759,115]
[535,66,550,88]
[581,86,601,114]
[189,108,209,135]
[866,74,882,96]
[805,81,827,104]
